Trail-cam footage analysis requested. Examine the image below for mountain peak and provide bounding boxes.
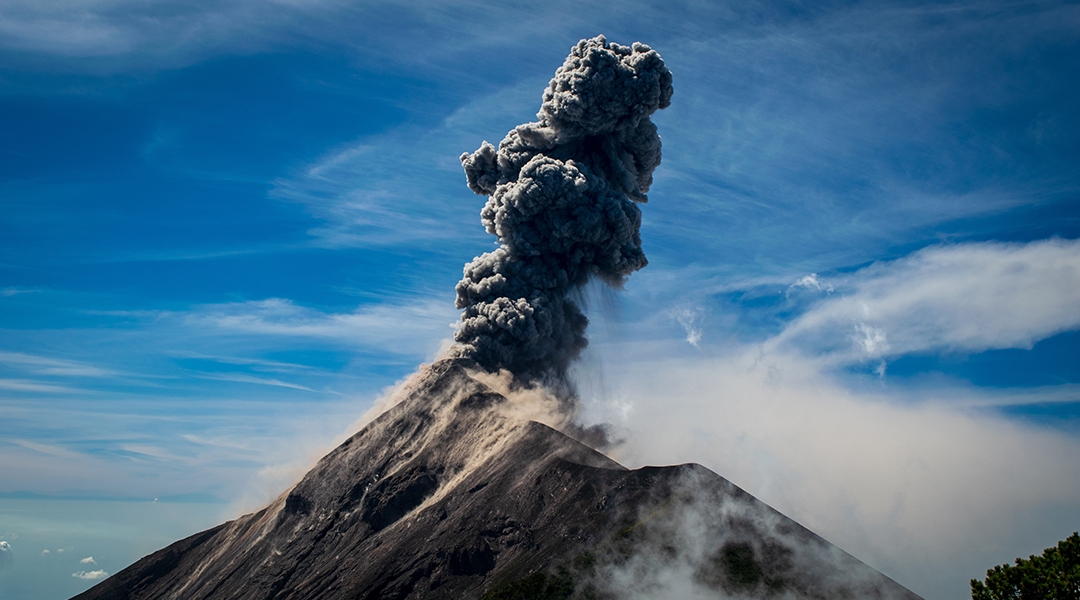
[74,360,920,599]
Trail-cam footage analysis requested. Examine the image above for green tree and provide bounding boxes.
[971,532,1080,600]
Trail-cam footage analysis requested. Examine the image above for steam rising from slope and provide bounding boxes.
[451,35,673,384]
[587,468,913,600]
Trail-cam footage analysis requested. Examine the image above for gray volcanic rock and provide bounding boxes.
[73,359,921,600]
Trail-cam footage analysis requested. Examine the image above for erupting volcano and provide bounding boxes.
[74,37,921,600]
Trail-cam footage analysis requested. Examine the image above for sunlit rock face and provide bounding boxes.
[72,359,920,600]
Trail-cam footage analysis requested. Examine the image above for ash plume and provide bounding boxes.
[451,35,673,385]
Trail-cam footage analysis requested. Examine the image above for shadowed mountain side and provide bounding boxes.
[72,360,921,600]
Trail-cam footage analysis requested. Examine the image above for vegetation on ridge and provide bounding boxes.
[971,532,1080,600]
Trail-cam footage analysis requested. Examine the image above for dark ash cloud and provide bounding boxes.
[452,35,673,384]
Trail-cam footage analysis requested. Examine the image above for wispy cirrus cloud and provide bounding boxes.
[0,352,114,378]
[0,379,88,394]
[168,352,317,373]
[775,238,1080,364]
[194,372,324,393]
[8,439,87,460]
[0,0,630,75]
[182,297,457,356]
[270,79,543,250]
[0,0,345,64]
[0,292,460,499]
[1,287,40,296]
[646,1,1080,278]
[0,390,370,500]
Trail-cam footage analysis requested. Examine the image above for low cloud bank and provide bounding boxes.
[576,237,1080,599]
[586,348,1080,600]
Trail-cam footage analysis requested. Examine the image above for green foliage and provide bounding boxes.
[971,532,1080,600]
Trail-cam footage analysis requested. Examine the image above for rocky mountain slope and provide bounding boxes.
[73,359,921,599]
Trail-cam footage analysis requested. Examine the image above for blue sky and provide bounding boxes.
[1,1,1078,598]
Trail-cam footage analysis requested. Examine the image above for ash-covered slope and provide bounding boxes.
[74,359,920,600]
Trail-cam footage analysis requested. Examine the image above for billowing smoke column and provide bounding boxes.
[451,35,673,385]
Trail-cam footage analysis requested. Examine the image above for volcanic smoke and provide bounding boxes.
[69,37,923,600]
[451,35,673,385]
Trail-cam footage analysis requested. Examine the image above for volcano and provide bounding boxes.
[73,40,922,599]
[73,359,920,600]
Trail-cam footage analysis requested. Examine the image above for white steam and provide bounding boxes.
[590,350,1080,599]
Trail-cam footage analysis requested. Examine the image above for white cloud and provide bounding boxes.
[184,297,457,356]
[1,287,40,296]
[0,352,113,377]
[268,86,518,250]
[79,556,96,564]
[194,373,322,393]
[787,273,834,296]
[72,569,109,580]
[9,439,86,461]
[0,379,88,394]
[671,307,704,348]
[0,0,335,62]
[0,0,513,67]
[776,238,1080,363]
[583,235,1080,599]
[852,322,888,357]
[592,349,1080,600]
[169,352,314,372]
[119,445,182,462]
[270,76,591,252]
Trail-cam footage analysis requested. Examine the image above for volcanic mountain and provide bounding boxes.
[74,359,921,600]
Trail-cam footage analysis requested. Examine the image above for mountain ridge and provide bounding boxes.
[73,359,921,599]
